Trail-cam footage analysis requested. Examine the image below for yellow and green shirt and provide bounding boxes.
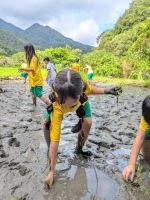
[139,116,149,132]
[28,56,43,87]
[72,63,81,73]
[50,84,94,141]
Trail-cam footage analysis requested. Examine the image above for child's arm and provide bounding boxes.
[92,86,105,94]
[19,68,34,72]
[45,141,59,186]
[44,107,63,187]
[122,128,146,182]
[92,86,122,95]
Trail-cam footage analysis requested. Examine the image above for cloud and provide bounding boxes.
[0,0,132,45]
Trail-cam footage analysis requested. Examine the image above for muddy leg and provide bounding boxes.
[75,117,92,156]
[30,92,36,105]
[43,118,51,168]
[43,125,50,149]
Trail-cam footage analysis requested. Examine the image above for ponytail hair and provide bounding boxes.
[53,69,83,104]
[45,92,56,130]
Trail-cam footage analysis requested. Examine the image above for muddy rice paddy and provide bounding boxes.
[0,79,150,200]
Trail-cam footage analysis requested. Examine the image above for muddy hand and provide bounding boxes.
[104,86,122,96]
[44,171,54,190]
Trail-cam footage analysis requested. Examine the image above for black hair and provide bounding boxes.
[53,69,83,104]
[142,95,150,125]
[45,92,56,130]
[43,57,50,62]
[24,43,38,64]
[75,58,79,63]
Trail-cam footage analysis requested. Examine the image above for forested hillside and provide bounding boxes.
[19,23,92,53]
[0,30,27,55]
[0,19,92,55]
[83,0,150,80]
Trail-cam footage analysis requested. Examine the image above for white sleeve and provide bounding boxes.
[47,63,52,70]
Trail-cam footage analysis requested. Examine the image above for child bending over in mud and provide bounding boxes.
[43,69,122,188]
[122,95,150,182]
[19,44,50,106]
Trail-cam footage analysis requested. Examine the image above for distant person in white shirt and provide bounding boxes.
[43,57,56,89]
[84,62,93,84]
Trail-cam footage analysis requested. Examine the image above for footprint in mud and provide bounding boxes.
[19,165,30,176]
[8,138,20,147]
[0,88,6,93]
[0,149,9,158]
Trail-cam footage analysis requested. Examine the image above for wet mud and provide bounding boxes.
[0,80,150,200]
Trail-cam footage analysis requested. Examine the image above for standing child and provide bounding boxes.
[72,58,81,73]
[122,95,150,182]
[43,69,122,188]
[19,44,50,106]
[43,57,56,89]
[84,62,93,84]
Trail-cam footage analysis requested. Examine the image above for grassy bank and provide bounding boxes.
[93,75,145,87]
[0,67,47,78]
[0,67,147,87]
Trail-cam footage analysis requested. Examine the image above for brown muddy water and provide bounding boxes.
[0,80,150,200]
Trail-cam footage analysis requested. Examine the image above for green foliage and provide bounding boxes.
[0,45,83,73]
[85,0,150,80]
[0,30,26,56]
[0,0,150,83]
[115,0,150,33]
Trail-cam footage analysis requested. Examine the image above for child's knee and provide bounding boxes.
[83,118,92,129]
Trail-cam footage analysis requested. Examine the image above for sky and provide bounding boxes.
[0,0,132,46]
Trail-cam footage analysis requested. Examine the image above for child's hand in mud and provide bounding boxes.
[122,164,135,182]
[44,171,54,190]
[104,86,122,96]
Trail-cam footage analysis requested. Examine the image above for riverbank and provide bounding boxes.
[0,67,147,87]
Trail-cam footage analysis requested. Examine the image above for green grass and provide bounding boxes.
[93,75,145,86]
[0,67,47,78]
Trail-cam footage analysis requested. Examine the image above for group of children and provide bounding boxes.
[68,58,94,84]
[19,43,150,188]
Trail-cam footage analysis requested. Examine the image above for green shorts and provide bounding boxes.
[30,86,43,97]
[145,128,150,140]
[20,72,28,78]
[83,101,91,118]
[88,73,93,79]
[44,101,91,119]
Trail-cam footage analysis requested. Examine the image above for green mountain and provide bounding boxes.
[0,19,92,55]
[0,29,27,55]
[84,0,150,79]
[19,23,92,52]
[97,0,150,57]
[0,18,23,34]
